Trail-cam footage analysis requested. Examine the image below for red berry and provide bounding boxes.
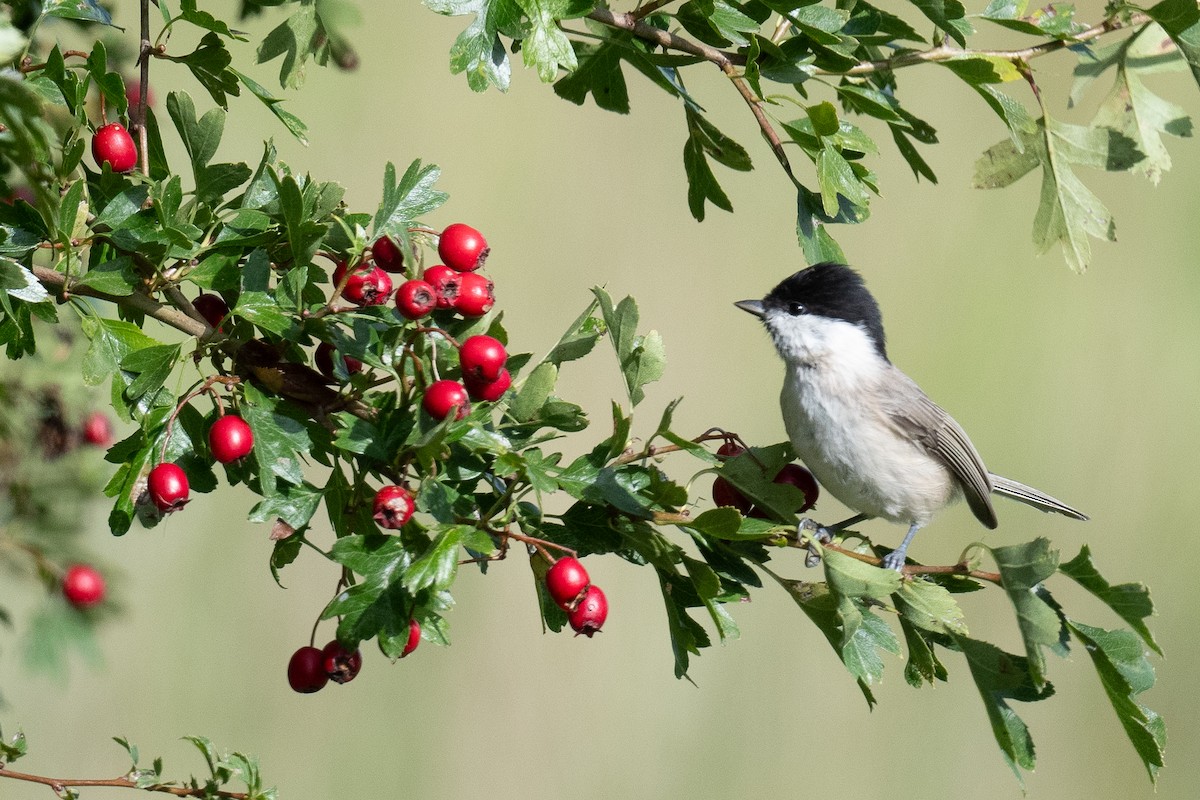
[343,265,393,306]
[459,335,507,382]
[454,272,494,317]
[92,123,137,173]
[287,646,329,693]
[321,640,363,684]
[372,235,405,273]
[147,462,189,512]
[422,265,461,309]
[62,564,106,608]
[464,368,511,402]
[81,411,113,447]
[438,223,489,272]
[314,342,363,381]
[716,440,744,458]
[395,280,437,320]
[401,618,421,658]
[373,485,415,530]
[748,464,820,519]
[712,476,752,514]
[209,414,254,463]
[192,293,229,328]
[124,79,154,113]
[568,584,608,637]
[423,380,469,421]
[545,556,590,610]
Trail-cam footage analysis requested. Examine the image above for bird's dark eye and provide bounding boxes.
[786,301,805,316]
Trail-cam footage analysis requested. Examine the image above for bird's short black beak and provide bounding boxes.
[734,299,765,318]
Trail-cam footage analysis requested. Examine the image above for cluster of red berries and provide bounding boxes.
[61,564,106,609]
[544,556,608,637]
[711,441,819,517]
[287,619,420,694]
[145,414,255,514]
[423,333,511,421]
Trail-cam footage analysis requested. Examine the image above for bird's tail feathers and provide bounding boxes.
[990,474,1089,521]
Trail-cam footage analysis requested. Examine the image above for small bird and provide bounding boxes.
[736,263,1086,570]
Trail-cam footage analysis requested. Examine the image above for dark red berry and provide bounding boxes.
[81,411,113,447]
[396,280,437,320]
[373,485,415,530]
[209,414,254,463]
[422,265,461,309]
[568,584,608,637]
[712,476,752,514]
[343,265,393,306]
[62,564,106,608]
[287,646,329,693]
[124,79,154,114]
[401,618,421,658]
[545,556,590,610]
[459,335,507,382]
[321,640,363,684]
[716,440,744,458]
[192,293,229,328]
[438,223,489,272]
[464,368,511,402]
[423,380,469,421]
[92,123,137,173]
[372,235,405,272]
[454,272,494,317]
[147,462,189,512]
[314,342,363,381]
[748,464,820,518]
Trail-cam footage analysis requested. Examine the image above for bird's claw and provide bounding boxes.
[797,518,832,568]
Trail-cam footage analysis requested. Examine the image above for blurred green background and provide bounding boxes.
[4,3,1199,798]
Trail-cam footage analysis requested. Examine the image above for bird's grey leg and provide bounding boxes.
[798,513,871,567]
[881,523,921,571]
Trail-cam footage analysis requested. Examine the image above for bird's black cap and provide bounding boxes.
[763,262,888,360]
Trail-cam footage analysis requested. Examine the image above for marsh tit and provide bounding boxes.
[736,262,1087,571]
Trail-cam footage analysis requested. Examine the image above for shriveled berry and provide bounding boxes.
[92,123,137,173]
[459,335,507,382]
[422,265,461,309]
[192,293,229,328]
[81,411,113,447]
[321,640,363,684]
[396,279,437,320]
[287,646,329,693]
[62,564,106,608]
[438,223,489,272]
[373,485,415,530]
[314,342,363,381]
[464,368,511,403]
[372,235,405,272]
[209,414,254,463]
[423,380,469,421]
[568,585,608,637]
[454,272,494,317]
[147,462,189,512]
[545,556,590,610]
[401,618,421,658]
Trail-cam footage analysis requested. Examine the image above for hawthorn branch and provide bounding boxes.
[136,0,151,176]
[0,767,249,800]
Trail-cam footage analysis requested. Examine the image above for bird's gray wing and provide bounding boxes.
[879,373,998,529]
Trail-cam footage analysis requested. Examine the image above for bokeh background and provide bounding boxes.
[3,3,1199,798]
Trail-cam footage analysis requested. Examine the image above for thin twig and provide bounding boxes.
[136,0,151,176]
[0,767,249,800]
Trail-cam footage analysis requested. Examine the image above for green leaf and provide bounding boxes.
[512,361,557,421]
[404,525,471,593]
[74,256,138,296]
[81,317,159,386]
[991,538,1066,688]
[1147,0,1200,88]
[953,633,1054,783]
[544,299,603,366]
[241,384,311,495]
[682,106,752,222]
[0,258,52,305]
[816,141,871,216]
[894,577,968,636]
[905,0,972,46]
[41,0,114,25]
[248,482,323,529]
[590,288,665,406]
[553,40,630,113]
[428,0,523,92]
[515,0,591,82]
[373,160,449,241]
[120,343,181,401]
[898,617,949,687]
[795,185,848,263]
[256,2,318,89]
[1059,545,1161,656]
[981,0,1086,37]
[1067,620,1166,784]
[231,69,309,144]
[161,32,239,107]
[974,117,1142,272]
